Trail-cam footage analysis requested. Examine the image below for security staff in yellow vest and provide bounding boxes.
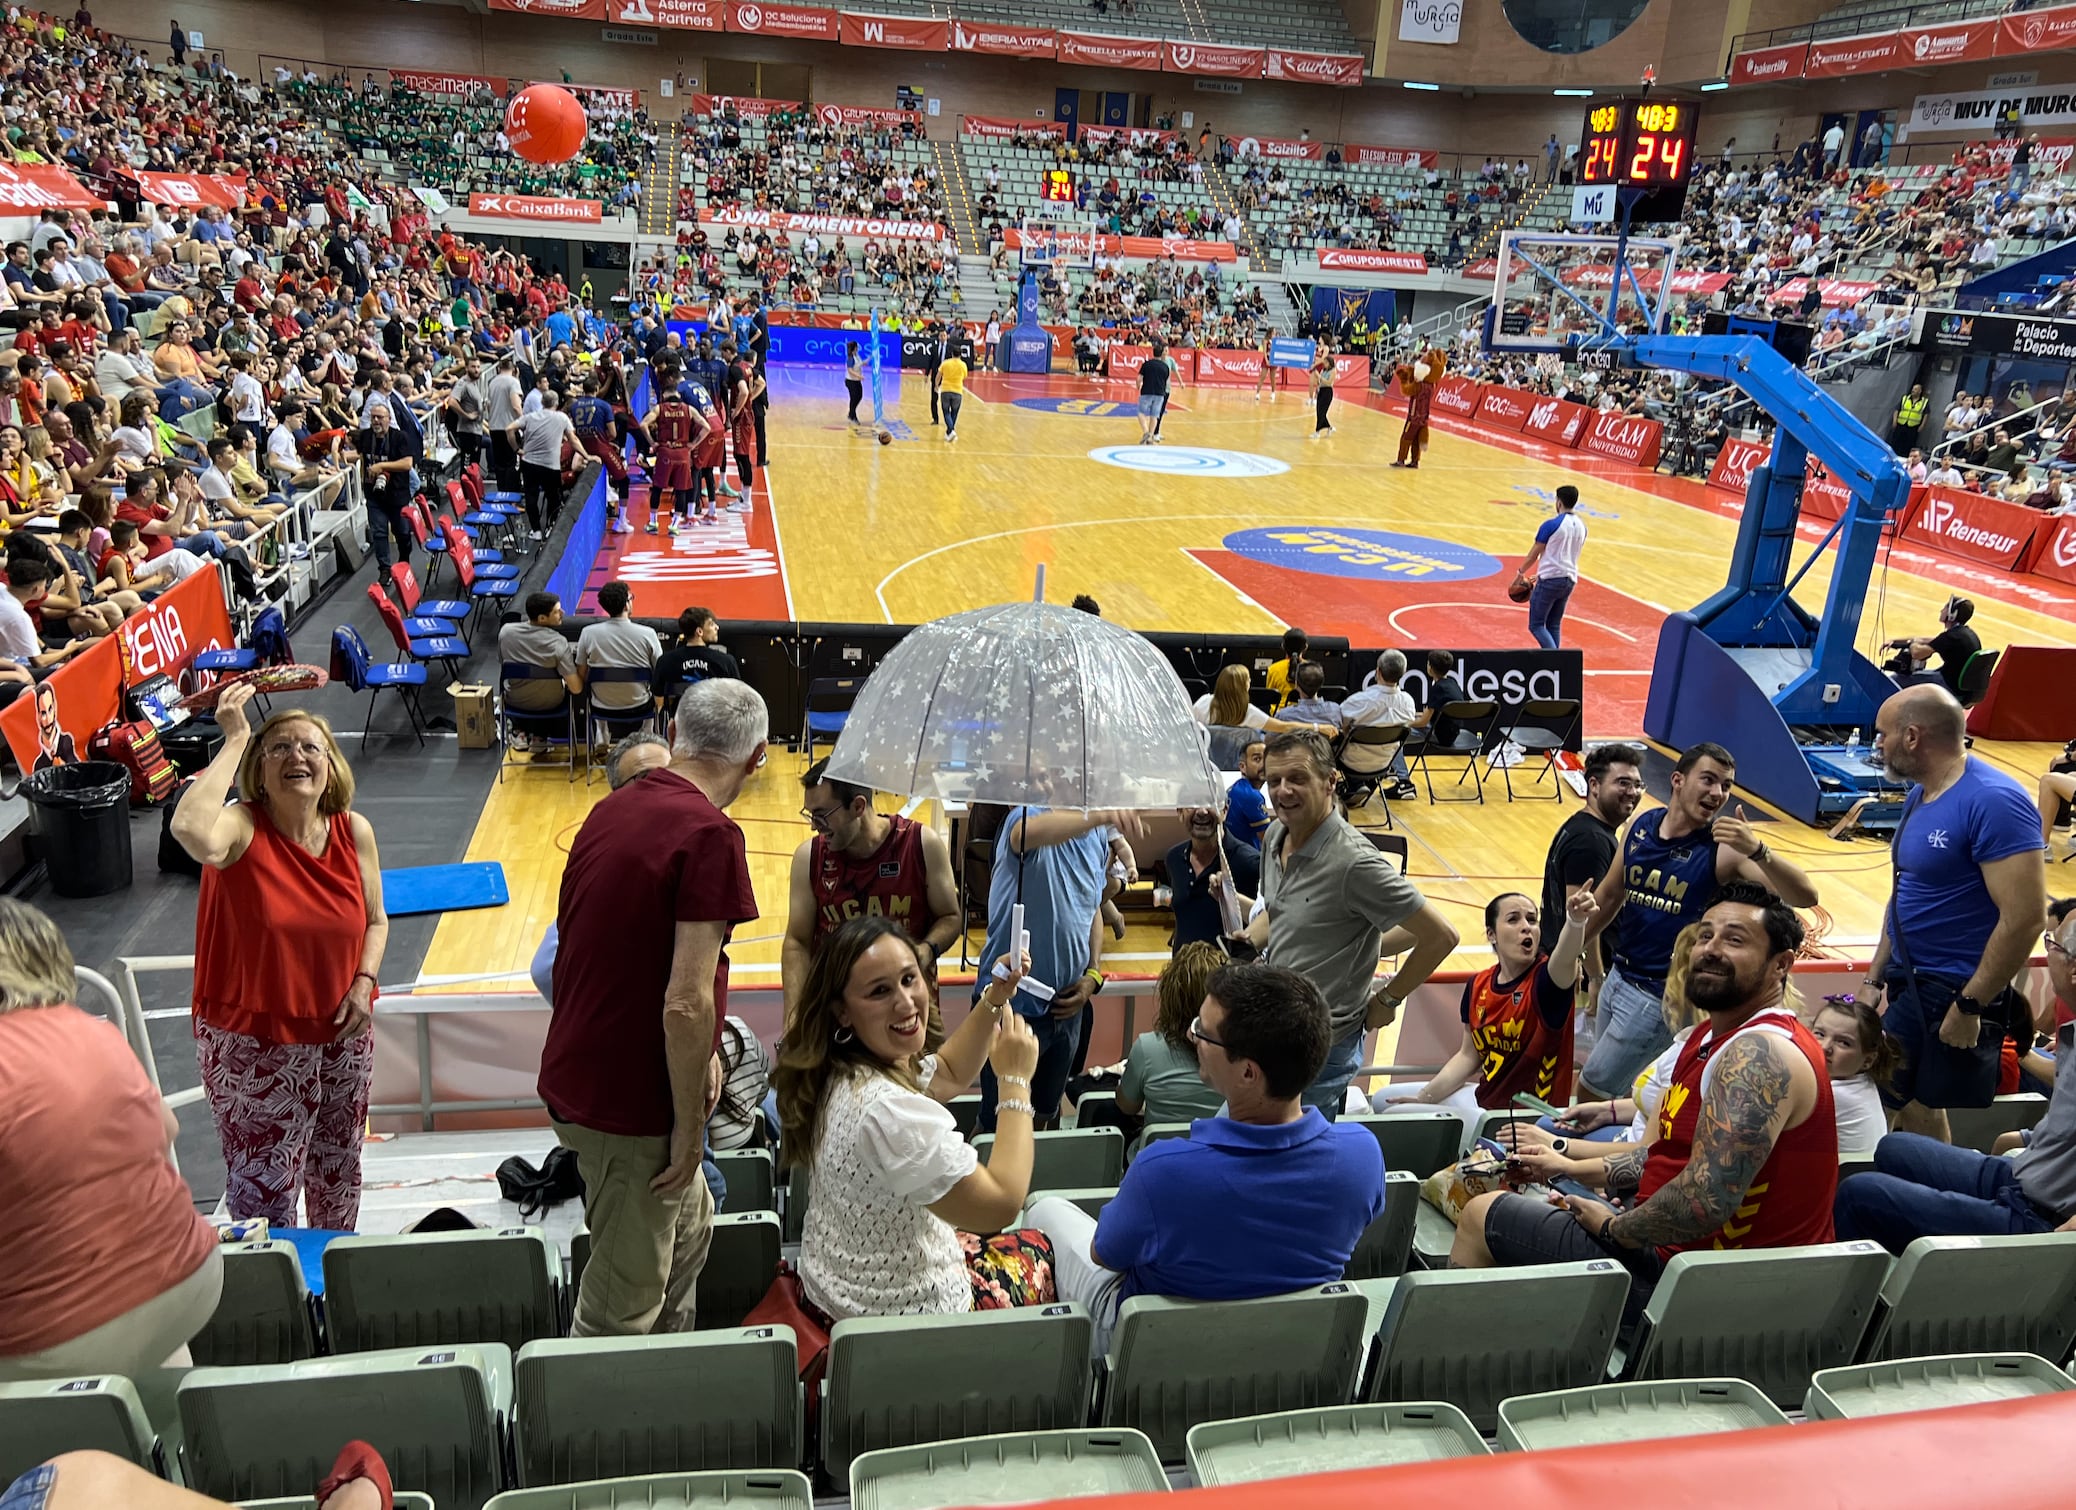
[1891,384,1930,453]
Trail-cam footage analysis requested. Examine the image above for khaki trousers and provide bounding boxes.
[554,1118,714,1337]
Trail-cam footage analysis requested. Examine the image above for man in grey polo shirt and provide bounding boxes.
[1242,730,1460,1114]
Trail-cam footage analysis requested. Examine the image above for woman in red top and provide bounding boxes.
[171,682,389,1230]
[1373,889,1592,1115]
[0,898,221,1382]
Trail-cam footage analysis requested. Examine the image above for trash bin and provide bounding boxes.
[24,761,134,898]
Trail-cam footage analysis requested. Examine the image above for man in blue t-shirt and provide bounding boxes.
[1027,962,1385,1353]
[1865,684,2045,1142]
[544,305,576,351]
[1224,739,1270,850]
[976,805,1131,1132]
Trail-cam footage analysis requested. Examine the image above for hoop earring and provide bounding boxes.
[834,1026,856,1045]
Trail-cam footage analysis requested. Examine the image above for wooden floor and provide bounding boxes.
[419,368,2076,995]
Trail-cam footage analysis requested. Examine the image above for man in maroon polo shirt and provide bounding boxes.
[541,678,767,1336]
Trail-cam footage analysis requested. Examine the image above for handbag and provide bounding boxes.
[1420,1145,1515,1224]
[743,1259,830,1388]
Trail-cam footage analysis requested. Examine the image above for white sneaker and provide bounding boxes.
[610,517,633,535]
[729,502,753,514]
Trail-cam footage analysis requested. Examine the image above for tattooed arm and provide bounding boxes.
[1601,1033,1800,1250]
[1600,1146,1647,1201]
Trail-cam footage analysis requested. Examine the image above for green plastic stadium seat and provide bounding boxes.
[1805,1352,2076,1420]
[1862,1234,2076,1365]
[1948,1095,2051,1153]
[1019,1186,1120,1227]
[849,1429,1166,1510]
[1127,1124,1190,1164]
[485,1468,813,1508]
[713,1149,775,1215]
[1341,1112,1467,1179]
[179,1344,512,1510]
[1494,1377,1789,1451]
[323,1229,560,1353]
[1100,1285,1369,1461]
[1346,1170,1421,1281]
[822,1303,1093,1476]
[0,1376,158,1485]
[514,1329,801,1484]
[973,1128,1125,1193]
[782,1167,810,1244]
[1185,1401,1485,1486]
[1366,1261,1628,1430]
[695,1212,782,1331]
[238,1496,434,1509]
[1411,1201,1459,1268]
[1620,1243,1890,1408]
[1072,1092,1117,1129]
[192,1240,318,1366]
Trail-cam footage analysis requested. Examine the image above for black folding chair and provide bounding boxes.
[584,664,662,781]
[1495,698,1582,802]
[499,662,581,783]
[802,675,863,760]
[1335,721,1409,828]
[1405,700,1501,804]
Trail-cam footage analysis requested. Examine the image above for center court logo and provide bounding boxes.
[1226,526,1501,581]
[1088,446,1288,478]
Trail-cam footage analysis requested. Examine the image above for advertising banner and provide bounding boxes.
[1901,484,2042,569]
[701,206,943,239]
[0,162,107,210]
[724,0,839,38]
[1317,248,1429,274]
[1347,143,1438,168]
[1707,435,1771,494]
[961,113,1068,140]
[1997,5,2076,57]
[688,93,801,118]
[1521,394,1590,447]
[1226,133,1325,162]
[609,0,726,27]
[1805,31,1906,77]
[1727,41,1807,85]
[468,192,604,222]
[2031,515,2076,586]
[1077,124,1179,148]
[1579,410,1663,468]
[1055,31,1163,69]
[1474,385,1535,433]
[133,171,244,209]
[1433,375,1485,419]
[1263,48,1365,85]
[1193,347,1264,384]
[838,12,949,48]
[1161,42,1264,77]
[390,69,511,95]
[812,102,922,128]
[490,0,606,16]
[949,20,1056,57]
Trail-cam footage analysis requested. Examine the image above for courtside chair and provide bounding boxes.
[974,1128,1125,1194]
[322,1228,562,1354]
[190,1238,320,1366]
[439,484,511,564]
[821,1304,1095,1479]
[178,1344,513,1510]
[194,602,289,702]
[1858,1234,2076,1365]
[1494,698,1582,802]
[1185,1401,1487,1487]
[1617,1243,1891,1408]
[1335,721,1408,825]
[1099,1285,1370,1462]
[1404,700,1502,804]
[405,501,457,590]
[514,1330,804,1485]
[711,1147,776,1214]
[584,664,662,767]
[389,558,471,625]
[849,1429,1165,1510]
[802,676,862,760]
[1494,1378,1789,1452]
[370,583,468,683]
[500,663,584,783]
[1805,1353,2075,1421]
[457,468,522,552]
[0,1376,160,1485]
[465,459,525,510]
[1363,1262,1628,1430]
[442,521,523,638]
[328,626,428,748]
[699,1211,784,1331]
[438,502,520,578]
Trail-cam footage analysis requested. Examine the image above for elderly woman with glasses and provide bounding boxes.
[170,682,389,1229]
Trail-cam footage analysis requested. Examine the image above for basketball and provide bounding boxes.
[504,84,587,165]
[1507,576,1535,603]
[877,429,892,446]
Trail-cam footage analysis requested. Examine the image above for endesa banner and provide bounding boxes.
[0,162,106,210]
[1263,48,1365,86]
[724,0,838,38]
[609,0,725,26]
[702,206,944,239]
[688,93,801,119]
[1727,40,1807,85]
[1316,248,1429,274]
[838,11,950,49]
[1348,143,1438,168]
[0,569,233,776]
[1707,436,1772,495]
[961,114,1067,141]
[390,69,510,95]
[1901,484,2043,570]
[1578,410,1663,468]
[1055,31,1163,69]
[1162,41,1264,77]
[469,192,604,222]
[1227,134,1325,162]
[949,20,1056,57]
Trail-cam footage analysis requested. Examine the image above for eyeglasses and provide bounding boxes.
[262,740,329,762]
[1186,1014,1225,1048]
[2047,932,2070,958]
[799,805,842,830]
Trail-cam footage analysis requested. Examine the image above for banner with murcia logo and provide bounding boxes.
[1398,0,1461,44]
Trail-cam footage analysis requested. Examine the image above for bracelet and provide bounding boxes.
[998,1075,1031,1089]
[1751,841,1771,865]
[996,1098,1036,1117]
[352,971,378,989]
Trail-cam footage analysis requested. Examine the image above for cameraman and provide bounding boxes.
[1880,596,1980,694]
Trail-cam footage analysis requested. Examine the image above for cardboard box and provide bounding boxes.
[451,684,495,748]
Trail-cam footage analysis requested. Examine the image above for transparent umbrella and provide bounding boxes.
[823,600,1224,812]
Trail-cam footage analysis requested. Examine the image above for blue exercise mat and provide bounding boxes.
[380,862,509,917]
[269,1226,352,1295]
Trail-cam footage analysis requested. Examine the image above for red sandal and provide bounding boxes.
[315,1441,393,1510]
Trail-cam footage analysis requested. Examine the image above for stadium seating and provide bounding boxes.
[1345,1169,1421,1281]
[1185,1401,1487,1485]
[849,1427,1166,1509]
[190,1239,320,1367]
[699,1211,785,1330]
[322,1228,562,1353]
[1342,1110,1467,1179]
[1858,1235,2076,1365]
[1804,1352,2076,1421]
[714,1147,777,1214]
[974,1128,1125,1193]
[488,1469,813,1509]
[0,1376,158,1485]
[1494,1377,1790,1451]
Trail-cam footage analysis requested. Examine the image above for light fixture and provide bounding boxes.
[1701,80,1729,92]
[1403,80,1440,91]
[1553,88,1593,97]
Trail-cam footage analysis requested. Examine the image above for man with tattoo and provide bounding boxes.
[1576,743,1819,1104]
[1859,685,2044,1143]
[1452,885,1838,1298]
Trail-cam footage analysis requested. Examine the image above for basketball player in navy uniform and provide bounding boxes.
[782,757,961,1046]
[1576,741,1819,1102]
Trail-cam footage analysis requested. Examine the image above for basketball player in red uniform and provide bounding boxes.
[1372,889,1593,1114]
[1451,884,1838,1284]
[782,758,961,1045]
[723,343,762,513]
[641,377,705,536]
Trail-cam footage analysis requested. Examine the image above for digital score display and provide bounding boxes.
[1040,168,1076,204]
[1579,98,1698,222]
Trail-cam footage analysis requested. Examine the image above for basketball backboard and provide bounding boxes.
[1018,216,1099,270]
[1483,230,1685,356]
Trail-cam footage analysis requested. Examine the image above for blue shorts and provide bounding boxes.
[0,1466,54,1510]
[1882,971,2006,1111]
[1137,394,1166,421]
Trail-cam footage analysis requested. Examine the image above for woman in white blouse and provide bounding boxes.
[775,917,1039,1321]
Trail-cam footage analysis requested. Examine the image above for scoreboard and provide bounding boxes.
[1579,98,1698,222]
[1040,168,1076,204]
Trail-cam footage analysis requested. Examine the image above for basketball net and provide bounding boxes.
[1021,218,1098,269]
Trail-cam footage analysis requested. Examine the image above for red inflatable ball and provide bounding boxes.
[504,84,588,165]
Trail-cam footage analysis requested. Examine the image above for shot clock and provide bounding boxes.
[1579,97,1698,222]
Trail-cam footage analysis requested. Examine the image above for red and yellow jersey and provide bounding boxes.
[1465,958,1573,1109]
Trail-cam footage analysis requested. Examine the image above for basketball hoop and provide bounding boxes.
[1019,217,1099,271]
[1483,229,1685,357]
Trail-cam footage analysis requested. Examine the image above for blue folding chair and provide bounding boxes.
[583,664,660,779]
[803,675,862,760]
[500,662,583,782]
[442,523,522,637]
[330,625,427,746]
[390,560,470,625]
[369,584,467,681]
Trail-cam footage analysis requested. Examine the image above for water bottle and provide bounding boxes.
[1847,727,1862,758]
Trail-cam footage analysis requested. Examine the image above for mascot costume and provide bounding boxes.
[1391,348,1446,469]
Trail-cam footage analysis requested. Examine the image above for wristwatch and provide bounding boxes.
[1551,1137,1571,1155]
[1955,994,1985,1017]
